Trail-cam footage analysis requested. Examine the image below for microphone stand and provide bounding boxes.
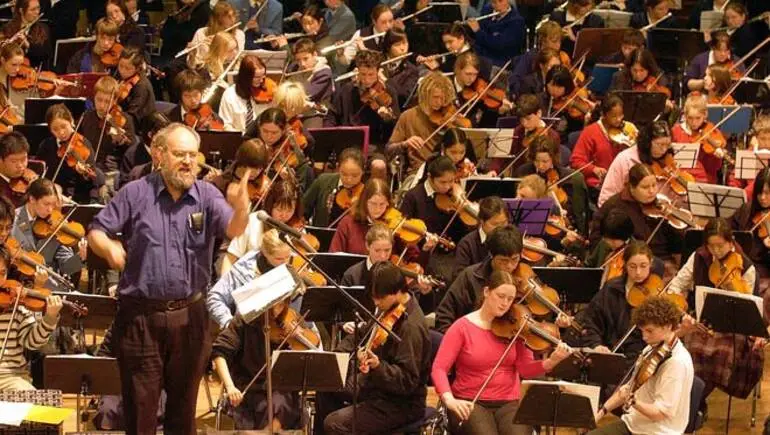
[275,231,401,434]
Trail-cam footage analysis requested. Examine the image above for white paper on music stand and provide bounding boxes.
[734,149,770,180]
[686,182,746,218]
[695,286,764,321]
[0,401,32,426]
[522,380,601,412]
[233,264,298,324]
[670,142,700,169]
[272,350,350,385]
[700,11,724,31]
[592,10,632,28]
[243,49,288,74]
[461,128,516,158]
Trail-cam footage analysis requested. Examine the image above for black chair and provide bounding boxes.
[686,376,706,433]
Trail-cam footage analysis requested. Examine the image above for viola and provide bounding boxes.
[183,103,224,131]
[361,292,409,355]
[335,183,363,210]
[650,154,695,196]
[100,42,124,68]
[626,273,687,309]
[512,263,582,333]
[8,168,38,195]
[434,192,479,227]
[31,209,86,247]
[492,303,576,354]
[252,77,277,104]
[360,81,394,114]
[461,77,508,111]
[268,302,320,350]
[708,251,751,294]
[57,132,97,180]
[607,121,638,148]
[642,193,704,230]
[390,254,445,289]
[0,280,87,316]
[377,207,456,250]
[428,105,471,129]
[117,74,140,102]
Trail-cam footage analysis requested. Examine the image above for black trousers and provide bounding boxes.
[114,296,211,435]
[314,389,424,435]
[447,400,532,435]
[586,419,632,435]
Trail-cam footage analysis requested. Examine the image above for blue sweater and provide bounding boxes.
[472,6,526,67]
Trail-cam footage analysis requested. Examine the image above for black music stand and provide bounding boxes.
[732,79,770,108]
[199,130,243,163]
[307,253,367,284]
[53,292,117,330]
[534,267,603,304]
[513,383,596,430]
[305,225,336,252]
[308,127,369,166]
[610,90,668,126]
[43,355,120,432]
[54,37,94,73]
[647,28,707,74]
[465,177,519,201]
[14,124,51,155]
[406,22,449,56]
[57,73,110,99]
[686,182,746,220]
[503,198,553,236]
[25,98,86,124]
[572,28,627,67]
[428,2,462,23]
[301,286,373,323]
[551,350,628,385]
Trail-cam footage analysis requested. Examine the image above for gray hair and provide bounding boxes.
[152,122,201,151]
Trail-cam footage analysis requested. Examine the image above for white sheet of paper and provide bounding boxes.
[233,264,297,323]
[0,401,33,426]
[695,285,764,321]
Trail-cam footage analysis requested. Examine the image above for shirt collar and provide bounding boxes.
[708,51,716,66]
[479,227,487,243]
[423,179,436,198]
[148,170,199,202]
[366,258,373,270]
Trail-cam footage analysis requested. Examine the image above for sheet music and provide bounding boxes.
[233,264,298,323]
[591,10,632,28]
[461,128,516,158]
[695,286,764,321]
[522,380,601,412]
[671,142,700,169]
[700,11,724,31]
[0,401,32,425]
[734,149,770,180]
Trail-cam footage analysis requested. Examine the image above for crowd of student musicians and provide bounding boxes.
[0,0,769,433]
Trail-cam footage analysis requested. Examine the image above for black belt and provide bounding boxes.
[119,292,203,312]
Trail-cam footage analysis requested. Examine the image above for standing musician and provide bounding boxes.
[685,31,742,92]
[187,2,244,67]
[386,71,457,175]
[589,296,694,435]
[629,0,676,29]
[329,177,391,255]
[105,0,145,50]
[158,0,212,65]
[454,52,513,128]
[87,123,250,434]
[671,94,728,184]
[115,47,156,128]
[302,147,364,227]
[324,50,399,148]
[455,195,509,273]
[466,0,526,66]
[571,95,635,198]
[549,0,605,56]
[314,261,431,434]
[432,270,572,435]
[1,0,51,69]
[37,104,105,204]
[66,18,122,74]
[169,69,225,130]
[288,38,333,107]
[11,178,86,291]
[0,246,63,391]
[219,55,275,132]
[380,29,419,109]
[0,132,36,207]
[730,168,770,295]
[335,4,394,68]
[670,218,767,405]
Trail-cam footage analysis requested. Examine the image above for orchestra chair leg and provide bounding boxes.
[685,376,706,434]
[752,381,761,427]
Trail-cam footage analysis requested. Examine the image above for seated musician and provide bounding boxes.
[600,120,674,207]
[220,179,303,276]
[730,116,770,194]
[721,2,768,60]
[517,135,589,235]
[549,0,606,56]
[454,52,513,128]
[417,23,487,77]
[125,0,149,26]
[66,18,121,74]
[401,127,480,193]
[273,5,334,53]
[244,0,282,49]
[288,38,333,106]
[37,104,105,204]
[609,49,673,111]
[590,163,683,277]
[188,2,245,68]
[511,20,569,96]
[170,69,224,131]
[455,196,509,273]
[324,50,399,148]
[386,71,456,175]
[435,224,522,333]
[335,4,394,68]
[329,177,390,255]
[0,43,29,122]
[121,111,170,184]
[1,0,52,69]
[685,31,742,92]
[506,94,564,175]
[543,65,593,135]
[0,132,35,207]
[0,247,62,392]
[116,47,156,129]
[670,218,768,406]
[589,296,694,435]
[219,55,275,132]
[314,261,431,435]
[598,29,645,65]
[730,167,770,294]
[302,147,364,228]
[209,138,268,199]
[105,0,145,50]
[629,0,677,30]
[700,63,735,104]
[381,29,419,109]
[466,0,526,66]
[322,0,356,44]
[671,93,727,184]
[432,270,572,435]
[517,48,561,97]
[187,31,238,82]
[11,178,86,291]
[688,0,730,30]
[571,95,634,199]
[82,76,137,201]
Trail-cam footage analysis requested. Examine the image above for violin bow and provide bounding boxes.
[691,105,741,144]
[547,161,593,190]
[719,59,760,105]
[92,87,120,164]
[50,113,86,187]
[35,204,80,256]
[417,96,479,161]
[461,59,512,116]
[730,36,770,71]
[327,205,352,228]
[612,278,677,353]
[430,182,479,255]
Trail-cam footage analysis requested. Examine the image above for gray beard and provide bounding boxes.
[162,167,196,191]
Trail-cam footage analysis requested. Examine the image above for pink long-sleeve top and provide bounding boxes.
[570,121,623,188]
[431,317,546,402]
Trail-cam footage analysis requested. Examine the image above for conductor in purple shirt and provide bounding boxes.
[87,123,251,435]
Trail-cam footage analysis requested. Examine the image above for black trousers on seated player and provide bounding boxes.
[586,419,632,435]
[314,388,425,435]
[114,296,211,435]
[447,400,533,435]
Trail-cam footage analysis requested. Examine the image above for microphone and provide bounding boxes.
[255,210,303,239]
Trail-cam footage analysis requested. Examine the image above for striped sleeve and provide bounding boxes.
[16,308,56,350]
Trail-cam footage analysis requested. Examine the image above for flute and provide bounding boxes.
[459,10,500,24]
[254,32,307,44]
[175,22,241,59]
[243,0,268,30]
[640,12,672,31]
[398,5,433,22]
[563,11,591,30]
[335,52,414,82]
[319,31,386,55]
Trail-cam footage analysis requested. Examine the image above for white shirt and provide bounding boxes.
[227,212,264,258]
[188,27,247,69]
[668,251,757,297]
[622,340,694,435]
[218,85,271,132]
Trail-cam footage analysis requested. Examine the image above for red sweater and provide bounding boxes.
[431,317,546,401]
[671,122,725,184]
[570,122,623,188]
[329,214,369,255]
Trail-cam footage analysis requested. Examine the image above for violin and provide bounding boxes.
[632,74,671,98]
[434,192,479,227]
[522,126,551,149]
[601,246,626,286]
[642,193,704,230]
[428,105,471,129]
[5,237,45,277]
[626,273,687,310]
[361,292,410,355]
[751,210,770,245]
[0,280,87,316]
[522,236,582,267]
[0,105,21,133]
[335,183,364,210]
[455,159,476,182]
[461,78,508,111]
[101,104,129,139]
[268,302,320,350]
[288,232,327,287]
[183,103,224,131]
[31,209,86,247]
[390,255,445,289]
[544,215,588,246]
[360,81,394,115]
[512,263,582,333]
[10,64,77,98]
[8,168,38,195]
[117,74,140,102]
[708,251,751,294]
[650,154,695,196]
[246,173,269,202]
[57,133,97,180]
[377,207,456,250]
[100,42,123,68]
[552,87,594,120]
[544,169,567,206]
[623,337,676,410]
[252,77,277,104]
[271,129,305,171]
[607,121,638,148]
[695,124,732,165]
[491,303,574,354]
